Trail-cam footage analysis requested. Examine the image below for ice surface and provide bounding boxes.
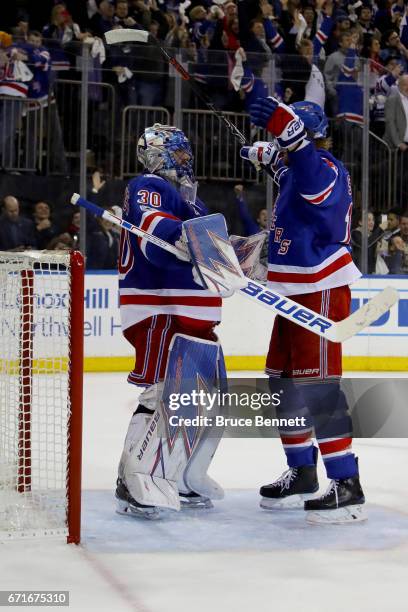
[83,489,408,554]
[1,372,407,612]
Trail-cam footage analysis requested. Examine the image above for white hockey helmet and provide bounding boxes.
[137,123,195,187]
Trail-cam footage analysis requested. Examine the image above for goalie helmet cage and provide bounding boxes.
[0,250,84,544]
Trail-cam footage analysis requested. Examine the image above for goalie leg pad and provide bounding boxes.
[165,335,225,501]
[118,393,181,511]
[117,402,156,482]
[181,344,226,500]
[121,334,225,510]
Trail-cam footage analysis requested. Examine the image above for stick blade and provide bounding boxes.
[104,28,149,45]
[335,286,399,342]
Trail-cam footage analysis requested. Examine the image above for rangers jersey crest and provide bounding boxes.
[267,142,361,296]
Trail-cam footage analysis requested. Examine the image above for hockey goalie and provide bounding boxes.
[115,123,245,519]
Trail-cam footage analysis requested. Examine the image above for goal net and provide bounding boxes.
[0,251,84,543]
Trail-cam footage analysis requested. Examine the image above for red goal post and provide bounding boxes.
[0,250,84,543]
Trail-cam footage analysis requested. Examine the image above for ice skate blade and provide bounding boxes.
[180,495,213,509]
[260,493,318,510]
[115,497,162,520]
[306,504,367,525]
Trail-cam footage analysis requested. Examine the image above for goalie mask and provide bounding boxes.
[137,123,195,187]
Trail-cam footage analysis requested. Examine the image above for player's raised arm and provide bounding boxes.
[248,97,338,204]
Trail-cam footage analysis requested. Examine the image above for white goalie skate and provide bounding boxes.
[178,491,213,509]
[115,478,163,521]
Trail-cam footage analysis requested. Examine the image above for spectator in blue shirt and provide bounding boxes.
[233,184,268,236]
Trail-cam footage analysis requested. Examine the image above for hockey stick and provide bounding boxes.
[71,193,189,262]
[105,28,248,145]
[71,193,399,343]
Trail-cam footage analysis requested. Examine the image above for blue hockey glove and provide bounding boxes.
[250,97,306,149]
[249,96,279,128]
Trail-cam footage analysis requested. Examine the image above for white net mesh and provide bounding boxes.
[0,251,73,539]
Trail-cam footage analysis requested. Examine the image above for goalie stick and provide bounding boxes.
[104,29,274,176]
[71,193,399,343]
[104,28,248,146]
[105,28,276,180]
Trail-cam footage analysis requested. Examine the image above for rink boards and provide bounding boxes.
[83,273,408,371]
[6,272,406,372]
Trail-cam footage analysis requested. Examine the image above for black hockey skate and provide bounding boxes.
[305,472,367,524]
[115,478,161,520]
[260,449,319,510]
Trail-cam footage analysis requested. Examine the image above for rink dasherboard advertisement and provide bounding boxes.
[7,271,408,370]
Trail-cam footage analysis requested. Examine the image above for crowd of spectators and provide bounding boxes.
[349,206,408,274]
[1,0,408,270]
[1,177,408,273]
[0,170,120,269]
[1,1,408,155]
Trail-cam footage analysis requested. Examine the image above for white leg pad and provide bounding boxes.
[118,407,154,481]
[122,410,186,511]
[182,433,224,500]
[125,472,180,511]
[119,334,227,510]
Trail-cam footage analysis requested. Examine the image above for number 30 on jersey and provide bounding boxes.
[137,190,162,208]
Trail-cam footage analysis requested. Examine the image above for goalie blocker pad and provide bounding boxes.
[122,334,226,510]
[183,213,248,294]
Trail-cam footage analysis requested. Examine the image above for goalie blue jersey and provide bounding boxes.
[119,173,222,330]
[268,142,361,296]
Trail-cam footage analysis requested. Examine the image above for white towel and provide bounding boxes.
[12,60,33,82]
[230,50,244,92]
[118,67,133,83]
[91,37,106,65]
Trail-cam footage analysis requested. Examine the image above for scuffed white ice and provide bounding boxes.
[82,488,408,554]
[0,372,407,612]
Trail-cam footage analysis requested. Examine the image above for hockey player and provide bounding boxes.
[116,123,228,519]
[240,99,367,524]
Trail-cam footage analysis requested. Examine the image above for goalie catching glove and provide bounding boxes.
[249,96,306,149]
